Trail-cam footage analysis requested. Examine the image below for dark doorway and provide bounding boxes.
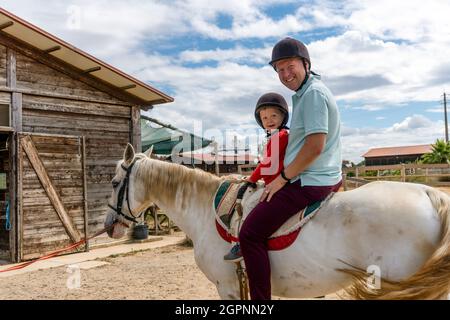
[0,132,11,263]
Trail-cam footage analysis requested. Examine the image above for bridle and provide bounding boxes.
[107,159,144,225]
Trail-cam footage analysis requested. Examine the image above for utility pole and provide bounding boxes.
[444,92,449,142]
[213,141,219,176]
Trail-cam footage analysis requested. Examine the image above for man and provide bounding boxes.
[239,37,342,300]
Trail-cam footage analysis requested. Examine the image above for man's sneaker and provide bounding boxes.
[224,243,243,262]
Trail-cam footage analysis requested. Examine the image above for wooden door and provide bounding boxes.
[17,133,87,261]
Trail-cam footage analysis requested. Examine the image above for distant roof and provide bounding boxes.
[362,144,433,158]
[0,8,173,105]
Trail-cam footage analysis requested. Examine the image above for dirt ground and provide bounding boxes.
[0,239,338,300]
[0,242,220,300]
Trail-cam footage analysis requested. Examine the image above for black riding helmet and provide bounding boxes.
[254,92,289,129]
[269,37,311,71]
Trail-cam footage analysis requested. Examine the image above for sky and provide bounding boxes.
[1,0,449,163]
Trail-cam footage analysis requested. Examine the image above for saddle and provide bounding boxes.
[214,181,332,250]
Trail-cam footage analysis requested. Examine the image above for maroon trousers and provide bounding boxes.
[239,180,342,300]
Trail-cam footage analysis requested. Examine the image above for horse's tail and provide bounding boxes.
[339,187,450,300]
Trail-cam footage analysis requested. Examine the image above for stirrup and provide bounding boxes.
[235,261,249,300]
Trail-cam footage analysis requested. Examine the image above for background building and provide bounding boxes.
[362,144,432,166]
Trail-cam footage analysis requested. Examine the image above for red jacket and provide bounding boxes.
[248,129,289,185]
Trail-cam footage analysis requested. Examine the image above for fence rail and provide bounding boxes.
[343,163,450,190]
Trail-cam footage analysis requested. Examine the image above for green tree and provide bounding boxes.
[421,139,450,164]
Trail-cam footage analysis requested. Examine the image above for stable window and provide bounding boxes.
[0,104,10,127]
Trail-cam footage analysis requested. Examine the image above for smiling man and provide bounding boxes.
[239,37,343,300]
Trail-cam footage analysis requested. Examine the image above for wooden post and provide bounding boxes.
[213,141,219,176]
[8,132,17,262]
[7,48,19,261]
[342,173,347,191]
[15,132,23,261]
[11,93,22,131]
[401,164,406,182]
[355,167,359,179]
[81,136,89,251]
[6,48,16,89]
[130,106,141,153]
[20,135,81,243]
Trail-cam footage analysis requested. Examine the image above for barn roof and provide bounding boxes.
[0,8,173,106]
[362,144,433,158]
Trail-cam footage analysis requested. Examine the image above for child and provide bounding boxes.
[224,92,289,262]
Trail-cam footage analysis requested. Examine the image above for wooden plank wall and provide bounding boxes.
[0,44,6,87]
[14,47,133,246]
[21,95,130,246]
[0,42,138,252]
[20,134,85,260]
[15,52,124,103]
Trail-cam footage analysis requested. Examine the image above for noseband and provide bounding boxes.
[108,159,144,225]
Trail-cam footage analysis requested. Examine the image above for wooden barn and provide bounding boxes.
[0,9,173,262]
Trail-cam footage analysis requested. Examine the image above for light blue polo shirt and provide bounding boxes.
[284,74,342,186]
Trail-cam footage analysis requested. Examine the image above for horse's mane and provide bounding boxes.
[132,154,241,210]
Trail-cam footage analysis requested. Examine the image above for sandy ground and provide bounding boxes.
[0,238,338,300]
[0,241,221,300]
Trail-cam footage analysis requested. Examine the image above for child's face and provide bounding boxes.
[259,107,284,131]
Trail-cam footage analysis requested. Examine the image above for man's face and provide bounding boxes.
[275,58,306,91]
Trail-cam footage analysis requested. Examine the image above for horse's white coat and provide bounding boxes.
[105,146,446,299]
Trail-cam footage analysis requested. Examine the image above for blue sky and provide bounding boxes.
[1,0,449,162]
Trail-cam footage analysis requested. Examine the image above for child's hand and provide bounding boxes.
[259,176,287,202]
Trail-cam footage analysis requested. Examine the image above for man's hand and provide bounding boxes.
[259,175,287,202]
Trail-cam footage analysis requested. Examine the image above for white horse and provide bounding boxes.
[104,144,450,300]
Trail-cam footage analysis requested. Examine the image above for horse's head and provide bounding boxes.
[104,143,153,238]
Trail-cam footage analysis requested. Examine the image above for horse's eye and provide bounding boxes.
[112,180,120,189]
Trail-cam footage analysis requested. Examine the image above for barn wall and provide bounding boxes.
[12,48,135,247]
[0,43,6,87]
[19,134,86,260]
[15,51,125,103]
[0,33,148,254]
[21,95,131,246]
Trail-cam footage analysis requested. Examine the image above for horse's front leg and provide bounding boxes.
[215,270,242,300]
[193,246,242,300]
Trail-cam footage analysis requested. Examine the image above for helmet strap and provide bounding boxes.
[296,59,310,92]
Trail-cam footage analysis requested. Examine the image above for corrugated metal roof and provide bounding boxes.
[362,144,433,158]
[0,8,173,105]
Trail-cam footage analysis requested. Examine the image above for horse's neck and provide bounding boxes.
[140,159,222,241]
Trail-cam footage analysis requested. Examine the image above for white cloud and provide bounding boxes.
[342,115,444,162]
[387,114,434,132]
[179,46,272,65]
[354,104,386,112]
[1,0,450,164]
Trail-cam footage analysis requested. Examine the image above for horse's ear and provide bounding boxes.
[144,145,154,158]
[123,143,135,165]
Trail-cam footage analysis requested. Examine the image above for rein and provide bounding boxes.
[107,159,144,225]
[0,221,127,273]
